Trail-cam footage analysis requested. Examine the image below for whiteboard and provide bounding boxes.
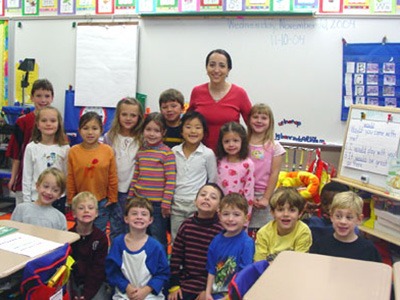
[338,104,400,192]
[75,23,138,107]
[9,17,400,144]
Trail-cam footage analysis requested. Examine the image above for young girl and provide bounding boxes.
[171,111,217,241]
[67,112,119,239]
[216,121,254,220]
[12,167,67,230]
[104,97,144,235]
[128,112,176,248]
[22,106,69,212]
[248,104,285,237]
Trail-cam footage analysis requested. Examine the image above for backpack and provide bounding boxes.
[21,243,72,300]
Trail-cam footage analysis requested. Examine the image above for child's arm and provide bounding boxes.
[205,273,215,300]
[238,237,255,270]
[293,223,313,253]
[254,228,270,262]
[256,153,284,209]
[7,159,19,191]
[128,159,139,198]
[22,145,34,203]
[205,150,218,183]
[146,241,170,295]
[82,232,109,300]
[106,149,118,205]
[243,159,255,208]
[161,150,176,217]
[66,150,77,204]
[105,237,131,293]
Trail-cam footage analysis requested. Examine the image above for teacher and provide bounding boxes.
[188,49,252,152]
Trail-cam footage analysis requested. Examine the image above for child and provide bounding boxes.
[205,193,255,300]
[70,192,109,300]
[67,112,119,239]
[310,191,382,262]
[303,181,349,245]
[216,121,254,220]
[6,79,54,204]
[254,187,312,262]
[22,106,70,212]
[247,104,285,238]
[159,88,185,149]
[128,112,176,248]
[106,197,170,299]
[11,167,67,230]
[171,111,217,240]
[169,183,224,300]
[104,97,144,235]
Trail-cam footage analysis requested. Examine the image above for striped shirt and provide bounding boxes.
[169,212,223,294]
[129,142,176,208]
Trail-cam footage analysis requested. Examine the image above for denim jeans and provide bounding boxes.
[147,202,169,249]
[94,198,123,242]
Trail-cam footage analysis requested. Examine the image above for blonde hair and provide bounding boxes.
[71,191,98,212]
[270,187,305,212]
[330,191,363,216]
[107,97,144,145]
[31,106,69,145]
[247,103,275,145]
[36,167,66,194]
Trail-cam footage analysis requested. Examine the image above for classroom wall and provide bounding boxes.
[8,17,400,149]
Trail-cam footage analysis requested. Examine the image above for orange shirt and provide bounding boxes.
[67,143,118,204]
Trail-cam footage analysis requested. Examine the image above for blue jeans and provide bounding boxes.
[147,202,169,249]
[117,192,129,234]
[94,198,123,242]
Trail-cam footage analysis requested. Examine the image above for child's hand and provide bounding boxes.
[205,293,213,300]
[195,291,206,300]
[73,297,85,300]
[162,207,171,218]
[254,196,268,209]
[168,288,182,300]
[131,286,152,300]
[105,201,114,208]
[126,284,137,299]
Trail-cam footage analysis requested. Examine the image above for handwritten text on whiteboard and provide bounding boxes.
[343,119,400,175]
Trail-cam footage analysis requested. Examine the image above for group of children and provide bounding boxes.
[6,79,383,300]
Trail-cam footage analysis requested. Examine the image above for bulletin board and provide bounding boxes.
[337,104,400,192]
[341,42,400,121]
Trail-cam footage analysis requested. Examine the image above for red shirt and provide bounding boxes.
[189,83,252,153]
[6,111,35,191]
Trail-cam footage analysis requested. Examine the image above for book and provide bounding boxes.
[0,226,18,237]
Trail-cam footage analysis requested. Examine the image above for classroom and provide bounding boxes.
[1,0,400,298]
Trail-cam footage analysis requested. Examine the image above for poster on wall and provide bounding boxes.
[75,23,138,107]
[58,0,75,13]
[22,0,39,15]
[341,42,400,121]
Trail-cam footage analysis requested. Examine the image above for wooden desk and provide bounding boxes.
[244,251,392,300]
[0,220,79,278]
[393,261,400,299]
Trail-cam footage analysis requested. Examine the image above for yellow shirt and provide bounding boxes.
[254,220,312,262]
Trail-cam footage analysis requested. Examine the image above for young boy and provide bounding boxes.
[6,79,54,205]
[106,197,169,299]
[310,191,382,262]
[159,88,184,149]
[303,181,349,245]
[69,192,109,300]
[205,193,254,300]
[11,167,67,230]
[169,183,224,300]
[254,187,312,263]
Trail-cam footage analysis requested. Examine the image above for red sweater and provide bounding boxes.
[189,83,252,152]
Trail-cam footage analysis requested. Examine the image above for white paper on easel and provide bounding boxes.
[75,24,138,108]
[0,232,62,257]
